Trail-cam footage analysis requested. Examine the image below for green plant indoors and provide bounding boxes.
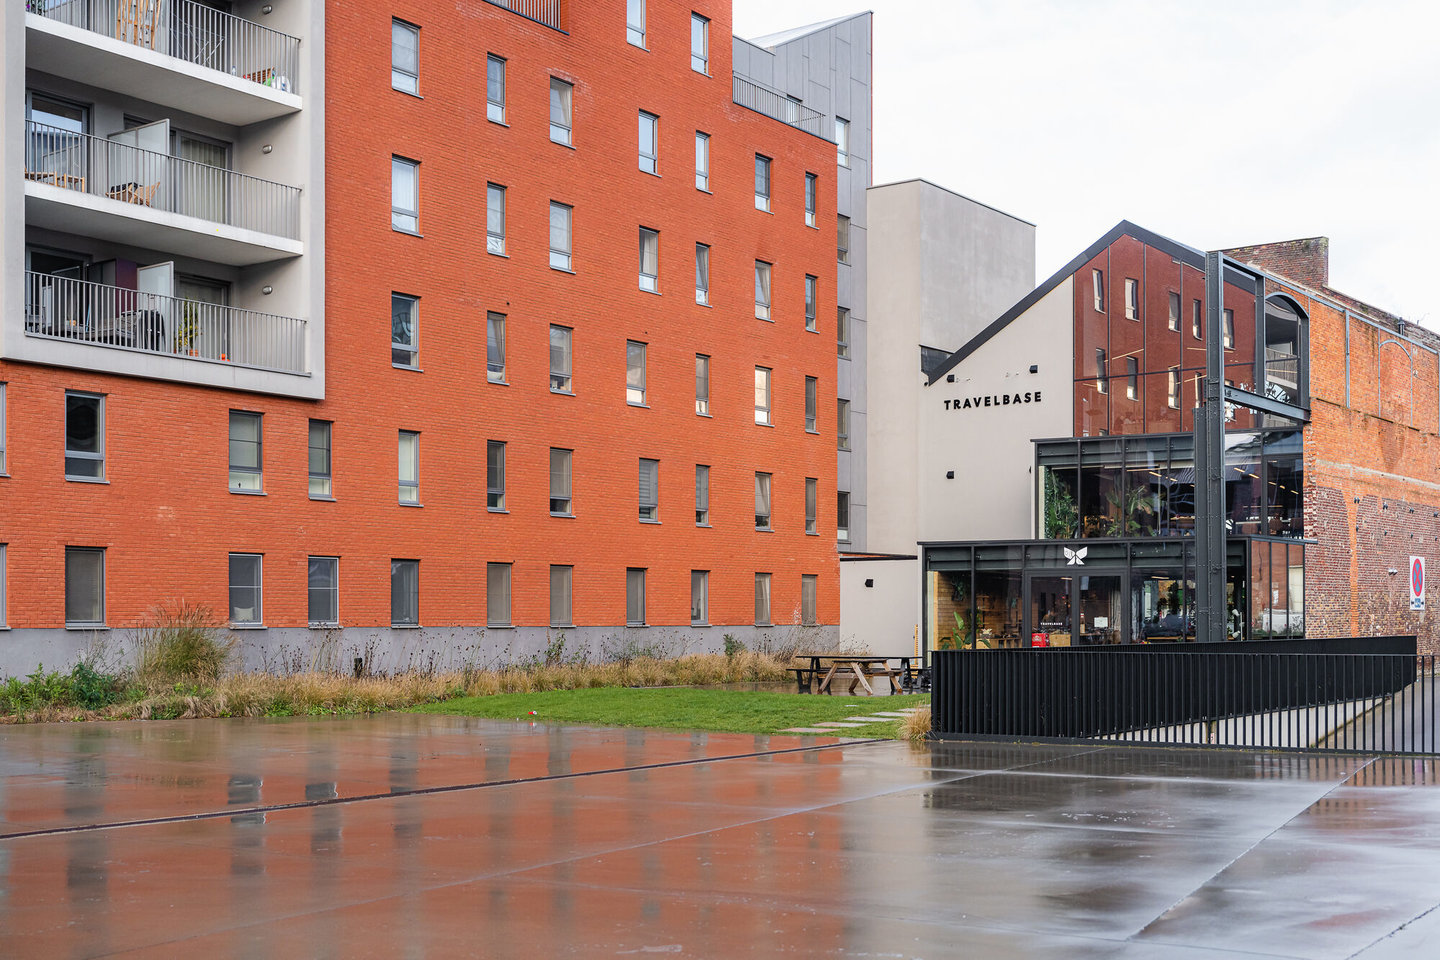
[1044,470,1079,539]
[1103,485,1156,537]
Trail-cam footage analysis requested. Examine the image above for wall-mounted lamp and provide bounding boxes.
[1388,568,1399,576]
[261,4,273,13]
[946,373,955,383]
[1029,364,1039,374]
[945,470,955,479]
[261,285,274,295]
[864,579,874,588]
[261,144,273,154]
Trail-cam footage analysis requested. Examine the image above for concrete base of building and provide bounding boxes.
[0,623,840,679]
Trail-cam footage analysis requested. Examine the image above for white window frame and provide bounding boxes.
[695,132,709,191]
[626,568,646,626]
[228,410,262,493]
[754,572,772,626]
[64,390,105,481]
[308,419,332,499]
[835,117,850,167]
[639,227,659,292]
[392,292,418,368]
[487,312,506,384]
[638,457,659,522]
[805,173,817,227]
[307,556,339,627]
[486,55,506,123]
[550,565,573,627]
[65,546,105,627]
[391,559,419,627]
[805,376,818,432]
[691,13,709,73]
[639,111,659,174]
[391,155,419,233]
[550,325,573,393]
[549,77,573,145]
[1093,269,1105,312]
[487,440,506,511]
[398,430,420,505]
[1192,299,1203,340]
[755,472,772,530]
[549,202,573,270]
[1168,366,1181,409]
[486,183,506,255]
[1224,308,1235,349]
[695,354,710,415]
[691,570,709,625]
[1125,277,1139,320]
[754,154,771,211]
[627,340,647,405]
[487,562,512,627]
[805,478,817,534]
[695,464,710,525]
[391,19,419,94]
[550,447,573,516]
[627,0,646,47]
[754,366,772,425]
[805,274,817,331]
[1168,291,1181,332]
[755,261,772,320]
[227,553,263,626]
[695,242,710,304]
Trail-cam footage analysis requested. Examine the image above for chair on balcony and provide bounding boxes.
[116,0,161,50]
[106,182,159,206]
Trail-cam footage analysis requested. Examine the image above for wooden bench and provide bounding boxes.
[786,665,817,693]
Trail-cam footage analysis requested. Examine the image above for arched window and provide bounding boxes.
[1262,294,1308,410]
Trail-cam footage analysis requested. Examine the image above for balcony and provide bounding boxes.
[24,120,302,265]
[483,0,562,31]
[24,271,307,375]
[25,0,301,125]
[732,76,828,138]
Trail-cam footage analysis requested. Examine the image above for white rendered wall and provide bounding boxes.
[840,558,920,655]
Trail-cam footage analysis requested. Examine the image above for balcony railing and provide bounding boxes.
[27,0,301,94]
[24,121,301,240]
[25,271,307,375]
[482,0,562,30]
[732,75,829,138]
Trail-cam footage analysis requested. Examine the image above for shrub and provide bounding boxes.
[723,634,745,659]
[133,600,236,685]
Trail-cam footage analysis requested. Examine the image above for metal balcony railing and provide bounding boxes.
[482,0,561,30]
[26,0,301,94]
[25,271,307,375]
[24,121,301,240]
[732,75,829,138]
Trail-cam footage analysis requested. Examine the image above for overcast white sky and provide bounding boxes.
[733,0,1440,327]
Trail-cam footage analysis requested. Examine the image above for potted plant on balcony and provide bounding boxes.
[173,304,200,356]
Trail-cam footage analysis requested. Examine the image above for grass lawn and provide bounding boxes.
[414,687,930,738]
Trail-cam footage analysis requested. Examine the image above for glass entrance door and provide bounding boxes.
[1027,576,1072,647]
[1025,572,1128,646]
[1076,574,1124,645]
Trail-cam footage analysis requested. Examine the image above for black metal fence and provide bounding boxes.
[931,637,1440,754]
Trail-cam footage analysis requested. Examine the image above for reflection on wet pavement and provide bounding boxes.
[2,715,1439,958]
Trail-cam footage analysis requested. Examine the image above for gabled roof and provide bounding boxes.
[924,220,1239,386]
[747,11,871,49]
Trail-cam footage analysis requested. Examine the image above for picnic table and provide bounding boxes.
[789,655,915,695]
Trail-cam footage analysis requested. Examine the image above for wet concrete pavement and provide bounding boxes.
[2,716,1439,958]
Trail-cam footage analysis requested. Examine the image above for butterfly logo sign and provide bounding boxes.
[1064,546,1087,566]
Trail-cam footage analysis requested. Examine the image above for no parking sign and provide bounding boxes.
[1411,556,1426,611]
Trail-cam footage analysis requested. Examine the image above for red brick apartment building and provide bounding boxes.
[0,0,842,673]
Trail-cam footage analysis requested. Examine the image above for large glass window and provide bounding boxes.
[392,559,419,626]
[551,565,573,627]
[229,553,262,625]
[228,410,262,492]
[487,562,511,626]
[392,20,419,94]
[64,391,104,480]
[1264,297,1305,407]
[65,546,105,626]
[307,556,338,626]
[626,568,646,625]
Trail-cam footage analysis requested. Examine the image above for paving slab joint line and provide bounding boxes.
[1346,895,1440,957]
[0,737,886,842]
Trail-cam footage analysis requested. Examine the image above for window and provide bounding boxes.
[308,420,332,498]
[1168,291,1181,331]
[550,565,573,627]
[837,490,851,541]
[228,410,262,492]
[487,441,506,511]
[691,570,708,625]
[805,376,818,432]
[691,13,709,72]
[0,382,6,474]
[307,556,338,626]
[838,307,850,358]
[755,261,772,320]
[65,546,105,626]
[487,562,511,627]
[392,293,418,367]
[550,325,572,392]
[754,367,772,425]
[754,154,771,211]
[549,78,573,145]
[1168,366,1181,409]
[627,0,645,46]
[398,430,419,504]
[695,354,710,415]
[1126,358,1139,400]
[835,117,850,167]
[64,391,104,480]
[550,448,572,515]
[626,568,646,625]
[486,312,506,383]
[227,553,263,626]
[695,243,710,304]
[755,472,772,530]
[627,340,647,405]
[0,543,7,628]
[486,55,506,123]
[695,464,710,525]
[805,173,817,227]
[391,156,418,232]
[754,572,772,626]
[486,183,506,255]
[391,559,419,626]
[1092,269,1105,312]
[805,478,818,534]
[837,215,850,263]
[638,457,659,521]
[837,398,850,450]
[639,227,659,292]
[805,275,817,331]
[1124,278,1138,320]
[1095,349,1107,394]
[638,111,658,174]
[1192,299,1203,339]
[549,202,572,270]
[1224,308,1235,349]
[801,575,817,625]
[695,132,709,190]
[392,19,419,94]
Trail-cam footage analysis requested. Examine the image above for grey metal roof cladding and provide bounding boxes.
[746,11,872,48]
